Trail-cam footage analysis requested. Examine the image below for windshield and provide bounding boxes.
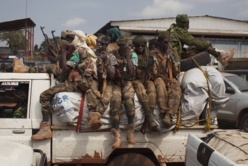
[225,75,248,92]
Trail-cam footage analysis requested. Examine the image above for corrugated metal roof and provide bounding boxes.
[0,18,36,33]
[97,15,248,37]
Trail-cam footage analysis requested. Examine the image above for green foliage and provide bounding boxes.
[0,30,26,54]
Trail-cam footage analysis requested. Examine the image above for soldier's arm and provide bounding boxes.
[176,28,210,50]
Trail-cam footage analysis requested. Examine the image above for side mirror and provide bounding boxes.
[226,86,235,94]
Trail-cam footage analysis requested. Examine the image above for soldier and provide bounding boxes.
[132,35,158,131]
[13,30,76,83]
[106,27,121,53]
[168,14,234,66]
[31,30,98,140]
[116,34,138,144]
[146,32,182,128]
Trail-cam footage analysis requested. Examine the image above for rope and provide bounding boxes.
[191,57,212,131]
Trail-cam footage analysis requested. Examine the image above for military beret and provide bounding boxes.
[116,34,133,45]
[132,35,147,45]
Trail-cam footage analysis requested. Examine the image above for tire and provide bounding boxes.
[107,153,156,166]
[239,113,248,132]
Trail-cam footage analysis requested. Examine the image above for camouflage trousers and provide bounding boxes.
[40,76,94,115]
[86,81,113,115]
[122,81,135,124]
[29,64,61,77]
[86,82,122,129]
[146,77,182,116]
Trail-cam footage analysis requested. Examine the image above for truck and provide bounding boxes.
[0,72,238,166]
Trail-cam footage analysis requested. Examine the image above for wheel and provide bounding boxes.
[239,113,248,132]
[107,153,156,166]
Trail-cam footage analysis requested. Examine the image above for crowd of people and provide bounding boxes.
[11,14,234,149]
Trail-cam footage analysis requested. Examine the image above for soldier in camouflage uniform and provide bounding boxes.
[116,34,138,144]
[167,14,234,66]
[31,30,98,140]
[86,34,123,148]
[132,35,158,131]
[147,32,182,128]
[13,30,76,83]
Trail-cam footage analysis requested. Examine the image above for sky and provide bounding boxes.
[0,0,247,46]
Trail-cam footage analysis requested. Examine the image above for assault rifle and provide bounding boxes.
[40,26,59,60]
[51,30,61,54]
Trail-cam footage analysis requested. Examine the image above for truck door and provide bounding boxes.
[0,79,32,145]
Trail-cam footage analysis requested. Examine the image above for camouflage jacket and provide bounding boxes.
[168,23,210,58]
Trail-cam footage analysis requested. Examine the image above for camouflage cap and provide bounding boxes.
[132,35,147,45]
[158,31,170,40]
[97,34,111,44]
[116,34,133,46]
[176,14,189,23]
[60,30,74,38]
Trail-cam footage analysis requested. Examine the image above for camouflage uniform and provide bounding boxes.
[32,30,97,140]
[132,35,158,131]
[168,14,234,66]
[116,34,138,144]
[147,32,182,128]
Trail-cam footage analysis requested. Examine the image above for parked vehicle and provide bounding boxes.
[185,129,248,166]
[217,72,248,131]
[224,69,248,81]
[0,140,47,166]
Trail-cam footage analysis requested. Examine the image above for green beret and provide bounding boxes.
[158,31,170,40]
[107,27,121,42]
[116,34,133,46]
[132,35,147,45]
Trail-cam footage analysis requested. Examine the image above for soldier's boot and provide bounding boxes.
[142,102,158,131]
[87,112,102,130]
[162,113,172,128]
[217,49,235,66]
[31,122,52,140]
[13,58,30,73]
[126,124,135,145]
[111,128,121,149]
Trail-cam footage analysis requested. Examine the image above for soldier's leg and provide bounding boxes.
[122,81,135,144]
[87,83,113,130]
[110,85,122,149]
[154,78,171,127]
[167,78,182,116]
[32,81,78,140]
[146,80,157,113]
[85,80,102,130]
[133,80,158,130]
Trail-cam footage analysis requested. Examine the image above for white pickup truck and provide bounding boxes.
[0,72,237,166]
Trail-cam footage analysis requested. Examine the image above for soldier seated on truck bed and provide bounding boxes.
[31,30,98,140]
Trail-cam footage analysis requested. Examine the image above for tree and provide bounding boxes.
[0,30,26,55]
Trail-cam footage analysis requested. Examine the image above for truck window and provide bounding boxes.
[0,81,29,118]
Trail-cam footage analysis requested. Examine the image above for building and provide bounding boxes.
[96,15,248,58]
